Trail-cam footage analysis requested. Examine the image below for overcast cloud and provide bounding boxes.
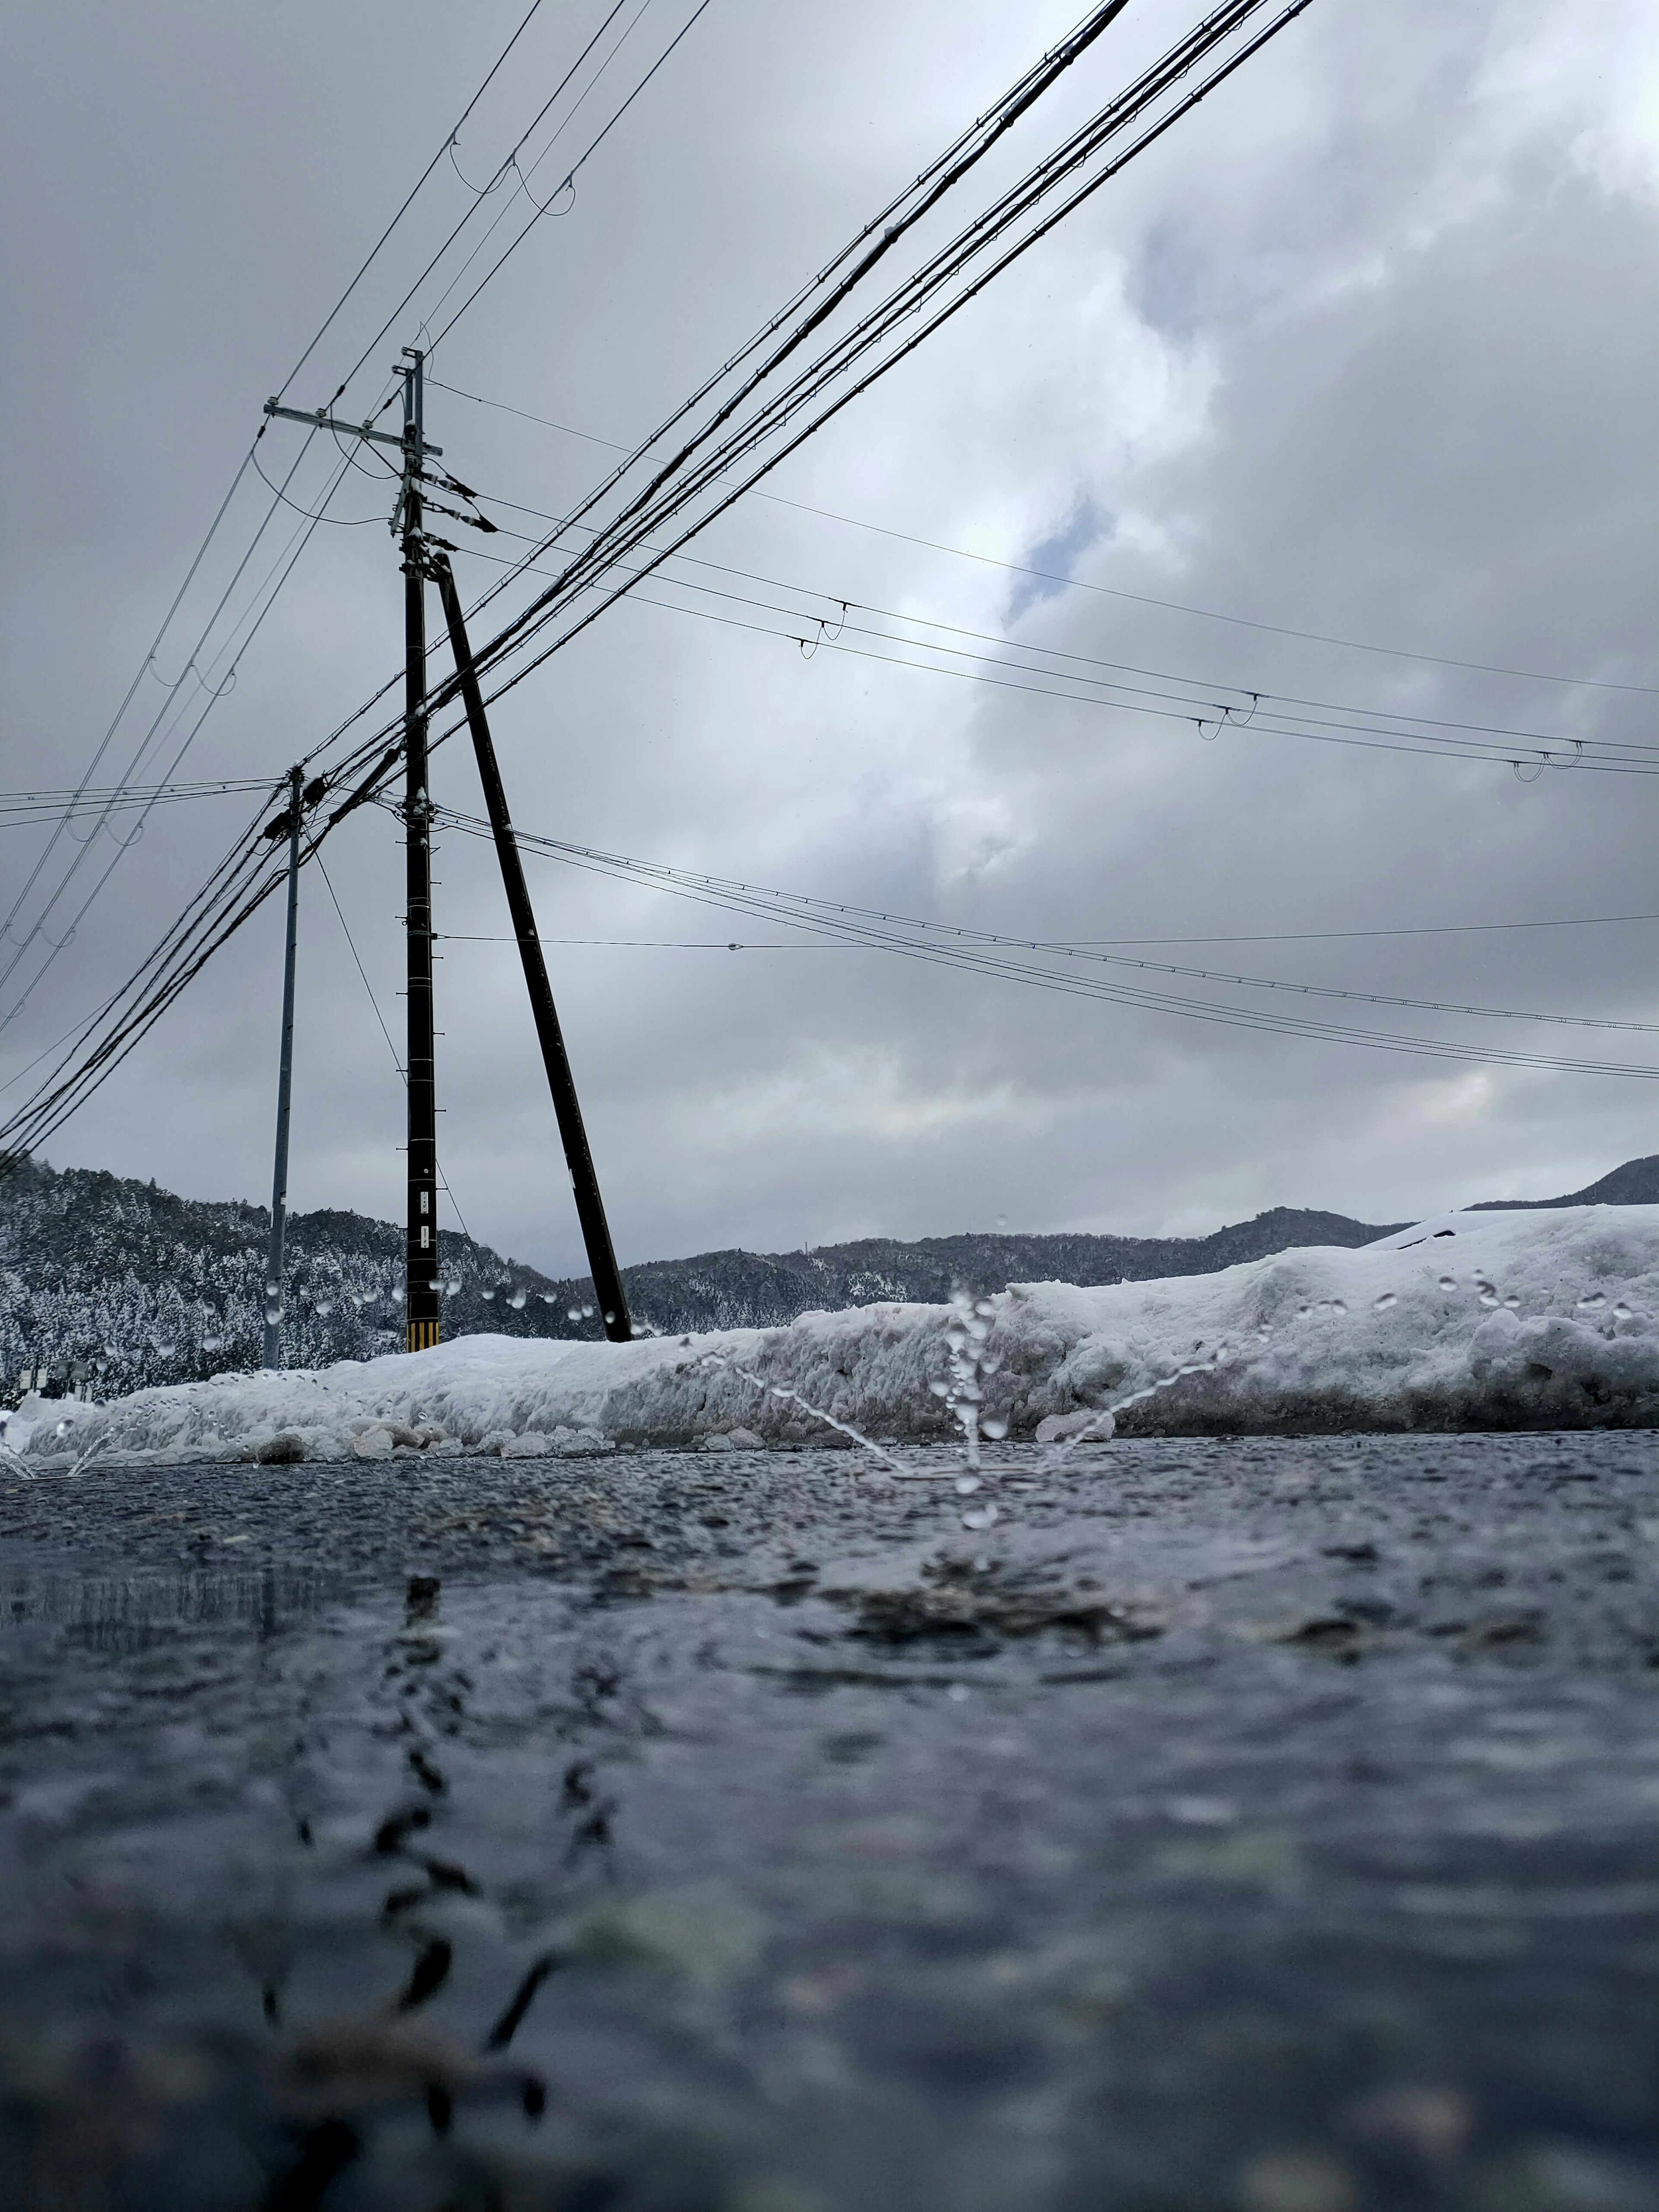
[1,0,1655,1274]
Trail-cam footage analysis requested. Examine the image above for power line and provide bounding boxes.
[425,803,1659,1039]
[431,376,1659,697]
[449,497,1657,766]
[271,0,550,406]
[320,0,638,410]
[424,0,716,357]
[448,530,1657,775]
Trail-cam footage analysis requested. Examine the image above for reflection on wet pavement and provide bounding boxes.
[0,1437,1654,2210]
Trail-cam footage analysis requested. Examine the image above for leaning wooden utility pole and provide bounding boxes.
[430,553,632,1342]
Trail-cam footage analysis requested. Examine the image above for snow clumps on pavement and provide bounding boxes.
[6,1205,1654,1470]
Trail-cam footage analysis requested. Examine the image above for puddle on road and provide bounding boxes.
[2,1551,338,1653]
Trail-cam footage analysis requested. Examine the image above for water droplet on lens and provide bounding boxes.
[482,1287,496,1302]
[995,1214,1008,1230]
[568,1307,582,1322]
[1612,1301,1632,1321]
[1438,1274,1457,1290]
[604,1312,616,1325]
[946,1325,968,1351]
[1502,1293,1521,1310]
[1296,1304,1312,1320]
[928,1377,950,1397]
[960,1504,998,1531]
[315,1300,334,1318]
[981,1416,1009,1440]
[582,1305,594,1319]
[1478,1291,1499,1309]
[1577,1291,1606,1310]
[1373,1291,1398,1311]
[1329,1298,1348,1316]
[265,1302,283,1325]
[509,1289,526,1310]
[955,1475,982,1495]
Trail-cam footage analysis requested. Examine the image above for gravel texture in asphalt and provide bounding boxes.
[0,1430,1655,2211]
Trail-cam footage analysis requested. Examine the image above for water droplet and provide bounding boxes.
[541,1293,556,1304]
[1576,1291,1606,1310]
[974,1297,995,1319]
[604,1311,616,1326]
[315,1300,334,1318]
[995,1214,1008,1230]
[1438,1274,1457,1291]
[981,1415,1009,1440]
[928,1378,951,1398]
[955,1475,982,1495]
[265,1279,279,1299]
[509,1289,527,1311]
[960,1504,999,1531]
[1612,1301,1633,1321]
[946,1325,968,1352]
[1373,1291,1398,1311]
[264,1302,283,1326]
[1502,1293,1521,1310]
[481,1287,496,1302]
[582,1305,594,1320]
[202,1336,221,1354]
[1296,1304,1312,1320]
[1478,1291,1500,1309]
[1329,1298,1348,1317]
[568,1307,582,1322]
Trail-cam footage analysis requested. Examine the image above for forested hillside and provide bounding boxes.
[3,1150,1645,1402]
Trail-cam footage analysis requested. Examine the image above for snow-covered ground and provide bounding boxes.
[4,1206,1654,1469]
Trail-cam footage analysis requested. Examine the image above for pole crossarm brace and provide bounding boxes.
[262,399,442,456]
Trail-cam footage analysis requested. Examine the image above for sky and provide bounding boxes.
[1,0,1655,1275]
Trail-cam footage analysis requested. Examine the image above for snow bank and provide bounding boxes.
[8,1206,1654,1469]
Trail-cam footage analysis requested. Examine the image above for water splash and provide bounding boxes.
[689,1344,920,1475]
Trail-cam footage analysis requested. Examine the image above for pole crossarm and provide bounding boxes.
[262,399,442,456]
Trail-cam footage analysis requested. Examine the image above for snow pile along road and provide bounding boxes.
[6,1206,1654,1469]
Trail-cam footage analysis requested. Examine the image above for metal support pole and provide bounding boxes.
[262,764,302,1370]
[430,555,632,1342]
[401,349,442,1353]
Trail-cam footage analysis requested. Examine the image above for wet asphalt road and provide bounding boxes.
[0,1430,1655,2212]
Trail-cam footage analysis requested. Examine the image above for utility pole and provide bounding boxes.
[399,349,441,1352]
[265,376,448,1355]
[430,554,632,1341]
[260,377,629,1349]
[262,764,302,1370]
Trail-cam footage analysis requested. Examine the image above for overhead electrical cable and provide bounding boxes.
[423,0,717,356]
[0,429,333,1025]
[429,382,1659,699]
[270,0,550,407]
[421,807,1658,1078]
[320,0,638,410]
[290,0,1335,824]
[0,442,360,1037]
[422,804,1659,1038]
[445,508,1656,772]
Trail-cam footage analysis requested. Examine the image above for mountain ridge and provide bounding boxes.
[2,1153,1650,1398]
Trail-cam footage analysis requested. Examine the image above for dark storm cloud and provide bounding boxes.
[1,0,1653,1272]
